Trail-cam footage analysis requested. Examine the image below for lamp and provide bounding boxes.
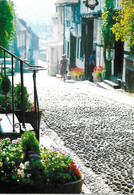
[85,0,99,10]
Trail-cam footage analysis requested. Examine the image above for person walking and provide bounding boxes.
[88,50,96,82]
[59,54,68,81]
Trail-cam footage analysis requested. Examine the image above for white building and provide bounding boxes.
[47,2,64,76]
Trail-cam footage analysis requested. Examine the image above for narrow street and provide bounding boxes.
[14,68,134,194]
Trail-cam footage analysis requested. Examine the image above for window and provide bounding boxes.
[77,39,80,58]
[80,40,84,58]
[61,9,64,24]
[51,48,55,64]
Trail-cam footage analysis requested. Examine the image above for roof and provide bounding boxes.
[55,0,79,5]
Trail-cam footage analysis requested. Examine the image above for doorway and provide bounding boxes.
[70,33,76,68]
[114,40,124,78]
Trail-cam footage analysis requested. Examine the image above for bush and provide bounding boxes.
[1,74,11,95]
[21,131,40,159]
[0,94,12,112]
[14,83,32,111]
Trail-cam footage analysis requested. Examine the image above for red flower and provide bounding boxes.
[69,161,82,179]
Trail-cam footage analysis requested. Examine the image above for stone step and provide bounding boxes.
[0,113,33,134]
[104,80,120,89]
[97,82,114,90]
[0,113,20,133]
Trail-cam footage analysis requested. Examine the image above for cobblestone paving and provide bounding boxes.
[21,72,134,194]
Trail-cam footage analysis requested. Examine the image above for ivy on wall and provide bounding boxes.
[101,0,117,79]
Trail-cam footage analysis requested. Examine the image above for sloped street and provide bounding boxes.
[15,69,134,194]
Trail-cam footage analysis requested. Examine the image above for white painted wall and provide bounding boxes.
[47,5,64,76]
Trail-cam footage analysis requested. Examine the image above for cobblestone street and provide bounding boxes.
[14,69,134,194]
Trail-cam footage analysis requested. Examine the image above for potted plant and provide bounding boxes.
[0,131,84,193]
[92,65,104,82]
[70,67,84,81]
[14,83,44,129]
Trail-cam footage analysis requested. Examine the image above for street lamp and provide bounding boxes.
[85,0,99,10]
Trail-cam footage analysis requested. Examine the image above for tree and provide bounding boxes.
[0,0,15,55]
[111,0,134,55]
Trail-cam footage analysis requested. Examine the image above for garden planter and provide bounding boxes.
[0,178,84,193]
[93,75,103,83]
[0,131,83,194]
[15,110,42,129]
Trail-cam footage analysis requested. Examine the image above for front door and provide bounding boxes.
[114,40,124,78]
[70,33,76,69]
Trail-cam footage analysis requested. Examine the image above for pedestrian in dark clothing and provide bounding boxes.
[59,54,68,81]
[88,51,96,82]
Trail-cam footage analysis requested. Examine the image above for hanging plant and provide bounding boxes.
[111,0,134,56]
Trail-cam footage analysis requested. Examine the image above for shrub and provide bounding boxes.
[14,83,32,111]
[1,74,11,95]
[0,94,12,112]
[21,131,40,159]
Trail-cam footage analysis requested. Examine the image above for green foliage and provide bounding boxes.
[41,148,82,184]
[0,93,12,112]
[101,0,117,79]
[21,131,40,159]
[0,80,2,93]
[0,138,23,182]
[111,0,134,55]
[1,74,11,95]
[0,0,15,56]
[14,83,32,111]
[41,149,72,184]
[101,0,117,55]
[0,133,82,185]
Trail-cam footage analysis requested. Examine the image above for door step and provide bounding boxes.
[97,82,114,90]
[97,80,121,90]
[0,113,33,135]
[104,80,120,89]
[0,113,20,134]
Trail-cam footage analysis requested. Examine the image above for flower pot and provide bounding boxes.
[0,178,84,193]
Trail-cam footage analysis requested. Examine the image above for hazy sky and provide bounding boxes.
[13,0,56,25]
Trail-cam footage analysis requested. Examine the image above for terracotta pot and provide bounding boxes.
[0,178,84,193]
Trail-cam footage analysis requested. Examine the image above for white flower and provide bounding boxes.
[17,169,22,175]
[19,163,25,169]
[6,157,9,161]
[24,161,30,167]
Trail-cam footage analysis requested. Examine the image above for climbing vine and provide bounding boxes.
[101,0,117,79]
[111,0,134,56]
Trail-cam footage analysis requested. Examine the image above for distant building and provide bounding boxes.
[47,1,64,76]
[14,18,39,71]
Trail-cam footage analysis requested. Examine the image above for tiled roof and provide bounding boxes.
[55,0,79,5]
